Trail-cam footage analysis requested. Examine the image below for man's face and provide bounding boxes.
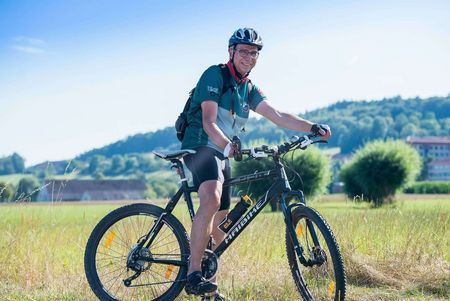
[229,44,259,75]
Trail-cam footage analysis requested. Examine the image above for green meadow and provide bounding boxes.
[0,196,448,300]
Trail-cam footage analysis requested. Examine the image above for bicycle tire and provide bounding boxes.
[286,206,346,301]
[84,203,190,301]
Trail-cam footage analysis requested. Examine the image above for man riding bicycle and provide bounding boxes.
[181,27,331,300]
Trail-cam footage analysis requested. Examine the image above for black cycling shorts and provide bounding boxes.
[183,146,231,210]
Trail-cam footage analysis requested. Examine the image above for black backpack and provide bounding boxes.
[175,64,233,142]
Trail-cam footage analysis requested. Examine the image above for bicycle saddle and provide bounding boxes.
[153,149,196,161]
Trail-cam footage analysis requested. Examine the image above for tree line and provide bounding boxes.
[1,95,449,201]
[0,153,25,175]
[71,95,450,162]
[4,95,449,175]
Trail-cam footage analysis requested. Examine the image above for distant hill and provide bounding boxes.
[76,127,179,160]
[302,95,450,152]
[74,95,450,161]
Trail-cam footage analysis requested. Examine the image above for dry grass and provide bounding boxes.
[0,196,449,300]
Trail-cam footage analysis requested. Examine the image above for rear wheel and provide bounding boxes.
[286,206,346,300]
[84,203,189,301]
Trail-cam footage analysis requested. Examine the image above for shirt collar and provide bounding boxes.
[226,60,249,84]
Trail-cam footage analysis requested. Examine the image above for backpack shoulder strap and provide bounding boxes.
[183,88,195,111]
[218,64,237,115]
[218,64,233,95]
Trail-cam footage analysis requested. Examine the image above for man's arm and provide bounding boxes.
[201,100,231,151]
[255,100,331,139]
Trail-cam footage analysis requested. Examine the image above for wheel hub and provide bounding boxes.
[127,244,152,272]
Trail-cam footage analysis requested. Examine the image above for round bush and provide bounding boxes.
[15,177,41,201]
[340,140,421,207]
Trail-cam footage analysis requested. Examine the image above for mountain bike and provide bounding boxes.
[84,134,346,300]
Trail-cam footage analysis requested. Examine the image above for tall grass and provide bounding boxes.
[0,197,448,300]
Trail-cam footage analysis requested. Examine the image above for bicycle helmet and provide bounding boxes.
[228,28,263,50]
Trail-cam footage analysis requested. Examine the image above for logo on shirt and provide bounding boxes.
[207,86,219,96]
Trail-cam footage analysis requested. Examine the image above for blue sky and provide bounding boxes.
[1,0,449,166]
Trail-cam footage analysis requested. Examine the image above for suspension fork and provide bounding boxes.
[280,191,322,267]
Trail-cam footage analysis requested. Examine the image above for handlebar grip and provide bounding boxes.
[232,136,243,161]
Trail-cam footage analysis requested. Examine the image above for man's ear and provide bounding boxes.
[228,47,233,60]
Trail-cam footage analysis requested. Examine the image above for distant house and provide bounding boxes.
[427,158,450,181]
[406,136,450,181]
[36,179,147,202]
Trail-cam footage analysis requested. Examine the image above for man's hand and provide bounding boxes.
[311,124,331,140]
[223,142,233,158]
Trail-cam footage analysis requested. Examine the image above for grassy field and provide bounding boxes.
[0,195,449,300]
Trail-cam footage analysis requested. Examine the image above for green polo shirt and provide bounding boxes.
[181,65,267,152]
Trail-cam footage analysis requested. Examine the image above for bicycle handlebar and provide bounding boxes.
[233,134,325,161]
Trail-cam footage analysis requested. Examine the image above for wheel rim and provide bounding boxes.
[294,216,338,300]
[94,213,184,300]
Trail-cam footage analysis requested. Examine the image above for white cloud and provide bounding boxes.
[12,45,46,54]
[14,36,45,45]
[12,36,46,54]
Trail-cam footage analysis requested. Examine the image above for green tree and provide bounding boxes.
[421,119,441,133]
[88,155,104,174]
[109,155,125,175]
[288,147,331,198]
[340,140,421,207]
[0,158,14,175]
[371,117,388,139]
[149,177,178,198]
[15,177,40,202]
[400,124,418,137]
[0,153,26,175]
[0,182,14,202]
[144,186,157,199]
[93,171,105,180]
[11,153,25,173]
[124,157,139,173]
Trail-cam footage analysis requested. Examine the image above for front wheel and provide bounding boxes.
[84,203,190,301]
[286,206,346,301]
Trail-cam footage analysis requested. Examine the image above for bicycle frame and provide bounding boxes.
[139,153,323,270]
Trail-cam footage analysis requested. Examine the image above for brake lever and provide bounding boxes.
[250,148,268,159]
[297,139,327,150]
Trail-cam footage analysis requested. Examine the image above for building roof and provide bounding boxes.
[406,136,450,145]
[39,179,147,201]
[44,179,146,192]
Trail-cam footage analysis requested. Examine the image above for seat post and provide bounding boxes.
[172,159,189,185]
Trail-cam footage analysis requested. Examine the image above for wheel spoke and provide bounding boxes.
[85,204,189,301]
[286,207,346,301]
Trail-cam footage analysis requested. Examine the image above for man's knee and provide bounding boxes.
[198,180,222,212]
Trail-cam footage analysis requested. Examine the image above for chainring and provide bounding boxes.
[201,249,219,281]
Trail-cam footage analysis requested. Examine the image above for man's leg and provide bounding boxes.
[205,159,231,298]
[208,209,229,286]
[188,180,222,273]
[186,180,222,295]
[211,209,228,250]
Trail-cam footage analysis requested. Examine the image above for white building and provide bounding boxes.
[406,136,450,181]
